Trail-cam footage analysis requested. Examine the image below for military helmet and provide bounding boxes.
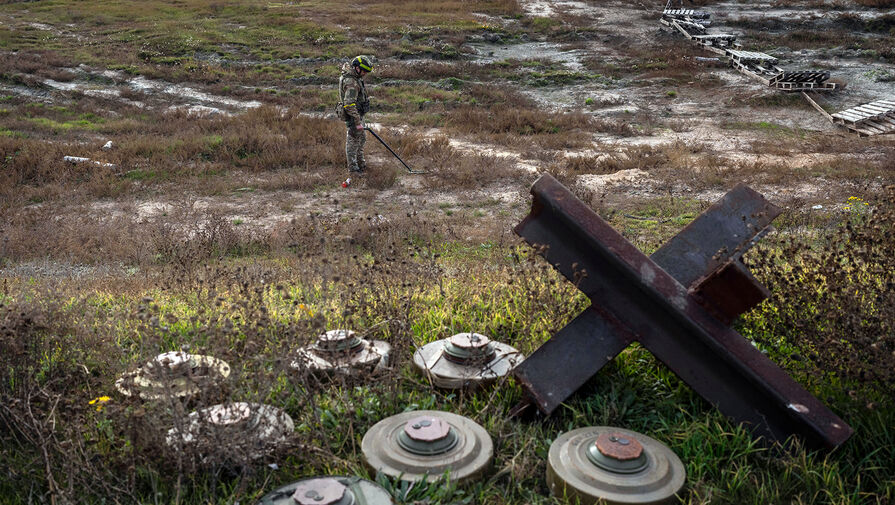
[352,55,374,72]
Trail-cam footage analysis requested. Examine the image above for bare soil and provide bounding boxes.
[2,0,894,278]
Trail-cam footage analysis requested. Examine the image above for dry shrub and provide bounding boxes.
[0,137,81,204]
[377,61,483,81]
[463,84,537,108]
[1,210,149,265]
[423,150,518,190]
[446,106,594,137]
[854,0,895,8]
[748,187,895,401]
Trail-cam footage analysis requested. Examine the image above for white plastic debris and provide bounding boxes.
[63,156,117,168]
[102,141,113,150]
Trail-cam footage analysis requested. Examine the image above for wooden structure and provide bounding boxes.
[661,7,836,91]
[831,99,895,136]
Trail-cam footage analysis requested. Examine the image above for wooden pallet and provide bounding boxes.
[726,49,778,64]
[771,70,830,83]
[693,34,737,49]
[831,100,895,136]
[773,80,837,91]
[768,70,835,91]
[663,8,710,20]
[667,18,708,35]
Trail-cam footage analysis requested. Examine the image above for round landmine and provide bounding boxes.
[291,329,391,375]
[547,426,686,505]
[115,351,230,400]
[362,410,492,483]
[166,402,294,460]
[412,333,523,389]
[256,476,393,505]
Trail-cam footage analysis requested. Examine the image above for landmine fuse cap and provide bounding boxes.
[256,476,393,505]
[115,351,230,400]
[291,329,391,374]
[166,402,294,461]
[412,332,523,389]
[547,426,686,505]
[361,410,492,483]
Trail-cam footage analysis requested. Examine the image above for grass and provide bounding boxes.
[2,0,895,503]
[1,229,893,504]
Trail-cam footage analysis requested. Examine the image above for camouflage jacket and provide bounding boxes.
[339,62,369,122]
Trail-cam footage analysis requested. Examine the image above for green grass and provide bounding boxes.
[1,237,892,504]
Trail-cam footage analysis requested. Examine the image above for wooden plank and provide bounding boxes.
[857,122,885,134]
[802,92,833,122]
[733,63,772,85]
[854,106,887,116]
[832,111,864,122]
[671,19,694,38]
[728,50,777,61]
[853,110,879,120]
[853,104,889,114]
[850,107,881,118]
[864,120,895,133]
[702,45,728,56]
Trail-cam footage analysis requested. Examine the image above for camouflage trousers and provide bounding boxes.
[345,118,366,172]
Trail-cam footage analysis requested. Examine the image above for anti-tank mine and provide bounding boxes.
[361,410,492,484]
[291,329,390,375]
[412,332,523,389]
[256,476,393,505]
[166,402,294,463]
[115,350,231,401]
[547,426,686,505]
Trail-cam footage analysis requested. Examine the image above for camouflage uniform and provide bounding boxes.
[339,61,370,173]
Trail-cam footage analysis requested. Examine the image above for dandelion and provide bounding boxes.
[89,396,111,412]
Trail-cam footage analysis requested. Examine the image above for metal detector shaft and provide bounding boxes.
[364,127,426,174]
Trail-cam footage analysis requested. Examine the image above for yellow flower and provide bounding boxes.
[89,396,112,412]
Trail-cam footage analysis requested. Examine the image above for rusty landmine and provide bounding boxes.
[412,333,523,389]
[256,476,393,505]
[115,351,231,400]
[291,329,391,375]
[547,426,685,505]
[165,402,294,462]
[361,410,492,483]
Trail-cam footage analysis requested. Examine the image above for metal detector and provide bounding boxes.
[364,127,426,174]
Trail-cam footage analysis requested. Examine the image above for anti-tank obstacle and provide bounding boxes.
[510,173,854,450]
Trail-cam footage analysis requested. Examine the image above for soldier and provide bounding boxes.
[339,55,373,173]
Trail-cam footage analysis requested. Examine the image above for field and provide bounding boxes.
[1,0,894,503]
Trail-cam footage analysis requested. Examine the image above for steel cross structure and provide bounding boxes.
[512,174,853,449]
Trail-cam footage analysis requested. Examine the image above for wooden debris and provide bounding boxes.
[831,99,895,136]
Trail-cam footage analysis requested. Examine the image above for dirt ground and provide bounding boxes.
[2,0,894,278]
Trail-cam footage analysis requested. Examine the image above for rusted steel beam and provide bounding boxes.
[513,174,852,449]
[514,183,778,415]
[650,183,780,288]
[512,306,633,415]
